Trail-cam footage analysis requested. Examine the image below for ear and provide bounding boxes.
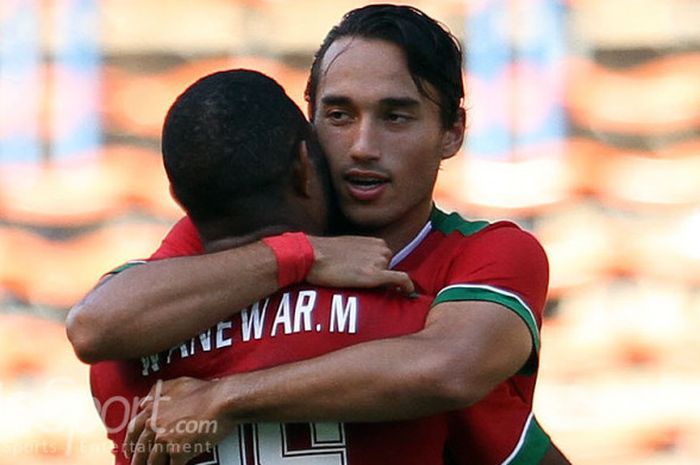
[307,100,317,124]
[440,108,466,160]
[292,141,314,198]
[307,101,313,120]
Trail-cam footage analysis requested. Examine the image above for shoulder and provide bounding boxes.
[150,216,204,260]
[430,207,492,236]
[428,207,549,311]
[430,207,547,263]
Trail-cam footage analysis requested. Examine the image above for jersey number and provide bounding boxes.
[194,422,348,465]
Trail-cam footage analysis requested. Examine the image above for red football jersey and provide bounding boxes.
[112,206,552,464]
[389,208,551,464]
[91,287,448,465]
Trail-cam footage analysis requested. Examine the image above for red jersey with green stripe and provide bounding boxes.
[390,208,550,465]
[141,206,551,464]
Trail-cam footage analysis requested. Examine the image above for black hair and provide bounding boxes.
[162,69,324,223]
[305,4,464,128]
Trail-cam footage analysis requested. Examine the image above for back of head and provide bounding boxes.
[163,69,313,224]
[306,4,464,128]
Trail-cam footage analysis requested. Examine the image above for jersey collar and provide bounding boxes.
[389,206,441,269]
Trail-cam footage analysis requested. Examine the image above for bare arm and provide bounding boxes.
[127,300,532,452]
[66,241,277,363]
[66,236,413,363]
[214,300,532,422]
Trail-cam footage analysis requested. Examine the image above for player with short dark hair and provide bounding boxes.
[162,69,330,237]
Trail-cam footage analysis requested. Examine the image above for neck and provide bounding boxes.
[203,224,295,253]
[349,201,434,254]
[195,201,319,254]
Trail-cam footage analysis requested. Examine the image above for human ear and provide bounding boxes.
[440,108,466,160]
[292,141,313,197]
[307,101,315,123]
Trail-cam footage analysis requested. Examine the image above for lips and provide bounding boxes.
[343,169,390,202]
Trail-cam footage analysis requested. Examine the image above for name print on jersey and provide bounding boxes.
[140,290,359,376]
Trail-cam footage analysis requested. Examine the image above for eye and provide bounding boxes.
[386,112,411,124]
[325,109,352,124]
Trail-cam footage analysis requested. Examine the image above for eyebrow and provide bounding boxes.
[320,95,421,108]
[379,97,420,109]
[320,95,352,107]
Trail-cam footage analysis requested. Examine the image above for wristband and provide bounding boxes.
[262,232,315,288]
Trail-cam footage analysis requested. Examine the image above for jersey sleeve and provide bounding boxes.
[150,216,204,260]
[432,223,549,372]
[99,216,204,281]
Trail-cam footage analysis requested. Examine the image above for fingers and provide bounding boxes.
[130,426,155,465]
[306,235,421,292]
[125,379,209,465]
[125,408,149,459]
[169,453,193,465]
[380,271,416,296]
[146,445,169,465]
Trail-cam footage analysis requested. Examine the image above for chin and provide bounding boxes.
[343,204,395,231]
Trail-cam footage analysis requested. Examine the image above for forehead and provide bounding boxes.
[317,37,422,103]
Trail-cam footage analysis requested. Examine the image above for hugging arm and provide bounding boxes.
[215,299,532,422]
[66,218,413,363]
[66,240,278,363]
[125,299,534,465]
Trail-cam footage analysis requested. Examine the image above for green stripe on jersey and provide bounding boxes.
[430,207,490,236]
[504,414,550,465]
[107,260,147,276]
[432,284,540,354]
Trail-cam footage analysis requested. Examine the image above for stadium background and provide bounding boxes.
[0,0,699,463]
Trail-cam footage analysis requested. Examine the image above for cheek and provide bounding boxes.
[317,129,348,168]
[400,142,444,175]
[322,143,344,172]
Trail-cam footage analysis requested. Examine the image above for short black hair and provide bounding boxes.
[305,4,464,128]
[163,69,320,223]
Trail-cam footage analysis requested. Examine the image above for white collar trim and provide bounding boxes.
[389,220,433,269]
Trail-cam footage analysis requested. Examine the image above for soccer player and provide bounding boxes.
[91,68,448,465]
[69,5,570,464]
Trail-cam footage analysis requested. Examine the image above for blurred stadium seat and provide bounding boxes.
[0,221,171,308]
[0,159,125,227]
[567,54,700,135]
[0,314,110,465]
[0,145,180,227]
[591,140,700,209]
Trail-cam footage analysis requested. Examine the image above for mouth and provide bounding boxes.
[343,169,390,201]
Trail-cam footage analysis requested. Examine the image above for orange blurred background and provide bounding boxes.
[0,1,699,464]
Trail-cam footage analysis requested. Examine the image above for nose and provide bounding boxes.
[349,118,380,162]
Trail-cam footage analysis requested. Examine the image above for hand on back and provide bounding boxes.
[307,236,415,295]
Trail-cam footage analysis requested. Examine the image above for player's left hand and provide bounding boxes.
[125,377,234,465]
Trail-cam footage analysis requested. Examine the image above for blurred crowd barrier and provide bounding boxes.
[0,1,699,464]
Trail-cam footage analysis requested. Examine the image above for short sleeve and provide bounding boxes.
[432,223,549,370]
[150,216,204,260]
